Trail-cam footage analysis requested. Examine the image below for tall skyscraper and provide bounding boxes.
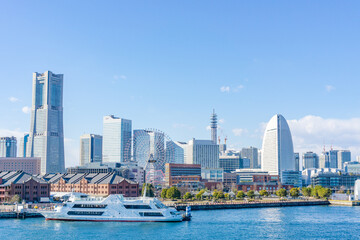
[102,115,132,163]
[185,138,219,168]
[26,71,65,174]
[80,134,103,166]
[241,147,259,168]
[165,141,187,164]
[294,152,300,171]
[0,137,17,158]
[210,109,217,144]
[19,134,29,157]
[329,150,339,168]
[319,152,329,168]
[261,114,295,177]
[337,150,351,169]
[303,152,319,169]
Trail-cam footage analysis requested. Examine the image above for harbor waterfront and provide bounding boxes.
[1,205,360,240]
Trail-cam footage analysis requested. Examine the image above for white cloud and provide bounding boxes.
[233,85,244,92]
[220,86,230,92]
[325,85,335,92]
[113,75,127,80]
[218,119,225,124]
[206,125,211,131]
[9,97,19,103]
[287,115,360,159]
[22,106,31,114]
[232,128,247,136]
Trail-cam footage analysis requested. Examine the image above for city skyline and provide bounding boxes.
[1,1,360,167]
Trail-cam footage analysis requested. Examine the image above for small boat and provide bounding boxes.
[39,193,183,222]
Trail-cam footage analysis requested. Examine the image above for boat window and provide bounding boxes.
[154,203,163,209]
[123,205,151,209]
[67,211,104,216]
[141,212,164,217]
[72,204,107,209]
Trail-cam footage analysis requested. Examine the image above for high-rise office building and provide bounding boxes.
[303,152,319,169]
[319,150,339,169]
[80,134,103,166]
[26,71,65,174]
[241,147,259,169]
[329,150,339,168]
[338,150,351,169]
[294,152,300,171]
[261,114,295,177]
[19,134,29,157]
[102,115,132,163]
[165,141,187,164]
[319,152,329,168]
[0,137,17,158]
[185,138,219,168]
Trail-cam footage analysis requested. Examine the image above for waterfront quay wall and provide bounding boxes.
[169,200,330,211]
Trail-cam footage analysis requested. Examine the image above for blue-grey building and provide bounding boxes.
[303,152,319,169]
[26,71,65,174]
[165,141,186,164]
[0,137,17,158]
[241,147,259,169]
[102,115,132,163]
[337,150,351,169]
[19,134,29,157]
[80,134,103,166]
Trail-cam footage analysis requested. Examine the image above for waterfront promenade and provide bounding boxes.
[166,199,330,211]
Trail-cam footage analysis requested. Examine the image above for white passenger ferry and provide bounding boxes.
[40,193,184,222]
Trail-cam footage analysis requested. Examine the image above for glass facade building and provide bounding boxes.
[19,134,29,158]
[102,115,132,163]
[261,114,295,180]
[337,150,351,169]
[303,152,319,169]
[0,137,17,158]
[26,71,65,174]
[185,138,219,169]
[241,147,259,169]
[80,134,103,166]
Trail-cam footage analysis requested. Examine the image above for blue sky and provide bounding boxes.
[1,1,360,166]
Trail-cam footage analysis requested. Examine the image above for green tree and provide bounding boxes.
[195,190,205,200]
[212,190,219,199]
[10,194,21,203]
[276,188,287,198]
[302,187,312,198]
[161,188,168,199]
[166,186,181,199]
[290,188,300,198]
[217,191,225,199]
[141,183,154,197]
[183,192,192,200]
[311,185,323,198]
[247,190,255,199]
[259,190,269,197]
[224,193,229,199]
[236,191,245,199]
[346,190,351,195]
[318,188,332,199]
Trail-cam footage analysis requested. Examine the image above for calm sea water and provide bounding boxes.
[1,206,360,240]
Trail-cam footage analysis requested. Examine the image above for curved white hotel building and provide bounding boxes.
[261,114,295,176]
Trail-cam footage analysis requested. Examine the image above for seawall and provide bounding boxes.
[170,200,330,211]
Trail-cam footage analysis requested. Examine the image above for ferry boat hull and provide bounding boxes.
[40,194,184,222]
